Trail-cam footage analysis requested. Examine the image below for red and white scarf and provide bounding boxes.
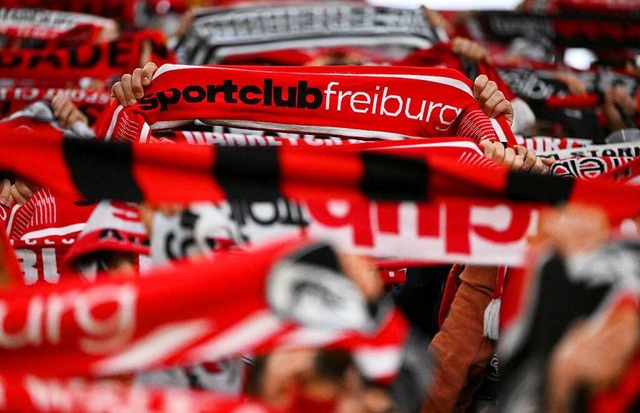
[0,105,95,285]
[4,130,640,266]
[0,238,410,382]
[113,64,516,144]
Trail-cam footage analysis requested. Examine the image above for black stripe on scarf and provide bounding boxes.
[214,146,280,201]
[360,152,430,201]
[63,138,144,202]
[505,171,574,204]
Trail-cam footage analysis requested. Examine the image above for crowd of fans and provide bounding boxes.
[0,0,638,412]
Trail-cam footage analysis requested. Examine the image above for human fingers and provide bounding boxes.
[57,102,75,128]
[479,139,496,159]
[529,156,547,174]
[473,74,489,100]
[131,68,145,100]
[502,146,517,169]
[65,108,88,129]
[515,145,537,171]
[480,140,506,164]
[111,81,126,106]
[451,37,464,53]
[119,73,136,106]
[10,185,28,205]
[51,93,63,116]
[51,92,72,118]
[467,41,489,61]
[0,179,11,207]
[141,62,159,86]
[483,91,507,118]
[492,142,506,163]
[476,79,498,111]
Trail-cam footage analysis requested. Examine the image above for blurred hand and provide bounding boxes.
[538,204,609,257]
[553,72,588,95]
[548,303,640,413]
[51,92,88,129]
[452,37,491,63]
[602,86,638,132]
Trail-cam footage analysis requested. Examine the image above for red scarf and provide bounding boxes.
[1,130,639,221]
[129,64,516,144]
[604,156,640,184]
[0,106,95,285]
[141,134,542,267]
[0,30,174,86]
[4,130,640,267]
[0,238,409,381]
[550,156,634,179]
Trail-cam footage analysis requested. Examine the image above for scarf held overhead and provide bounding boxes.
[130,64,516,144]
[0,130,639,221]
[0,238,411,381]
[178,3,443,64]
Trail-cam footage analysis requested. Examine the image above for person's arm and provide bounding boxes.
[422,265,497,413]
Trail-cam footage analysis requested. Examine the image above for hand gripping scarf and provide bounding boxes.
[120,64,517,144]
